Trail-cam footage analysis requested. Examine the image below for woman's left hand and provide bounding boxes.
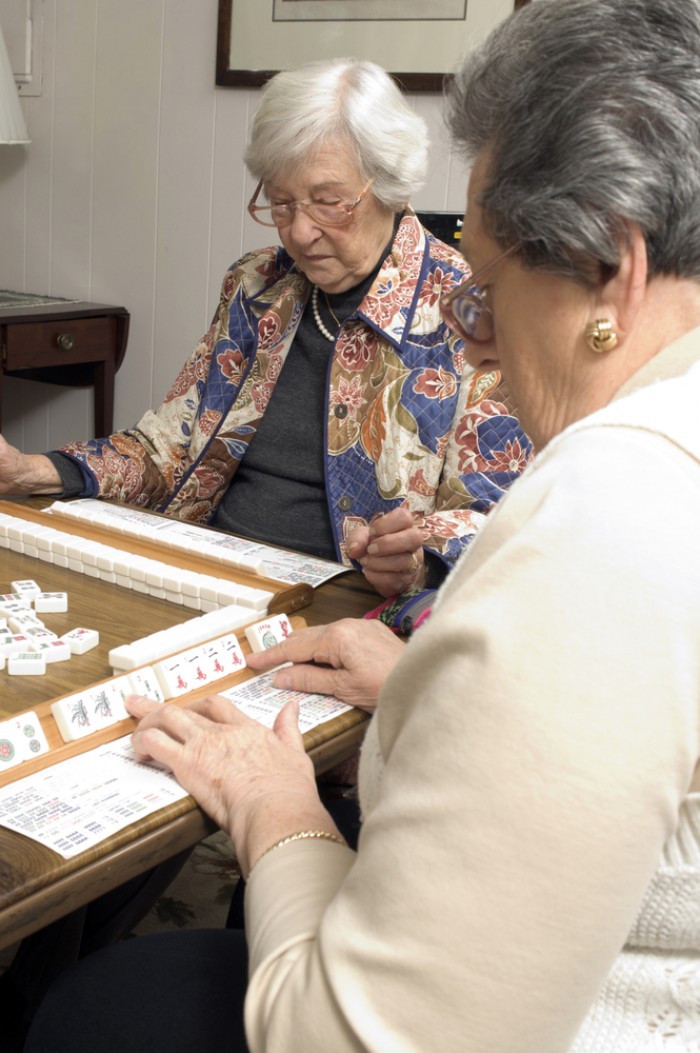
[125,693,336,876]
[347,506,426,597]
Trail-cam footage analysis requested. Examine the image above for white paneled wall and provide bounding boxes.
[0,0,470,452]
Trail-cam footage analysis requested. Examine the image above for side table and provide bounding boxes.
[0,293,130,436]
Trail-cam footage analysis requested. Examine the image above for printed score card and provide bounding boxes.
[0,672,353,858]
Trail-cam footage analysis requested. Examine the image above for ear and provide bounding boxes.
[596,223,648,344]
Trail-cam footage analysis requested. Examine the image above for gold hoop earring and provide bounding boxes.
[585,319,618,353]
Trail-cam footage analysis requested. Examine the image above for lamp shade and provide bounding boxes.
[0,21,29,144]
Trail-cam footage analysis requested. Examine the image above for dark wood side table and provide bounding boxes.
[0,294,130,436]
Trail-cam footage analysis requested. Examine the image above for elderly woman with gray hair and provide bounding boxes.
[25,0,700,1050]
[0,57,528,599]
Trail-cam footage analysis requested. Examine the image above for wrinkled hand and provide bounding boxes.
[246,618,405,712]
[347,506,426,597]
[0,434,63,495]
[127,693,333,876]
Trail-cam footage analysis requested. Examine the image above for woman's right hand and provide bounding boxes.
[245,618,405,712]
[0,435,63,495]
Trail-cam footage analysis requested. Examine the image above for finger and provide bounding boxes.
[130,699,211,752]
[362,547,424,576]
[130,724,185,768]
[365,525,424,559]
[185,693,241,724]
[369,506,417,538]
[272,661,340,697]
[272,698,305,753]
[361,553,423,576]
[125,693,166,720]
[346,525,370,560]
[245,626,326,671]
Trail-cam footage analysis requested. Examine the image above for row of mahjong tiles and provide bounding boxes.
[0,512,274,613]
[0,611,293,772]
[47,499,267,574]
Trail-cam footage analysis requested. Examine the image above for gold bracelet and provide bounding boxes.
[251,830,346,874]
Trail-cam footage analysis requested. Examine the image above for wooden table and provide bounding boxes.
[0,501,379,949]
[0,296,130,435]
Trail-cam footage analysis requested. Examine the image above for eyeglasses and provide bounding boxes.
[440,243,520,344]
[247,176,376,228]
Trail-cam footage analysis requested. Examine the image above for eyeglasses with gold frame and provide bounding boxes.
[247,176,376,228]
[440,243,520,344]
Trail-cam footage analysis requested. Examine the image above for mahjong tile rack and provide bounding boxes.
[0,498,314,618]
[0,610,314,790]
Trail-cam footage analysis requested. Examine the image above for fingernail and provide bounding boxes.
[367,543,378,555]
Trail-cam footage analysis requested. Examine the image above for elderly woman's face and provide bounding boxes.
[265,146,396,294]
[459,156,601,449]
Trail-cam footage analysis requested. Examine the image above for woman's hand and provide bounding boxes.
[246,618,405,712]
[0,435,63,495]
[347,506,426,597]
[126,693,338,876]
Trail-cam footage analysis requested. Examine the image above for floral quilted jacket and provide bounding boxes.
[59,211,532,569]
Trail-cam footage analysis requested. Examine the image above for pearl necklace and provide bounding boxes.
[311,285,339,342]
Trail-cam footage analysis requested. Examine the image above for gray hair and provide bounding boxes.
[446,0,700,285]
[244,58,428,210]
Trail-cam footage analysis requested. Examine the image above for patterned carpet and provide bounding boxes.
[129,829,240,935]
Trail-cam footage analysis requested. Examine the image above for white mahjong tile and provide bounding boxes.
[1,634,32,656]
[11,579,42,600]
[153,655,192,700]
[60,627,99,655]
[199,640,228,682]
[0,721,26,769]
[51,693,96,742]
[34,592,68,613]
[104,675,136,720]
[0,594,30,610]
[181,648,214,690]
[25,623,56,635]
[219,633,246,673]
[244,613,293,653]
[128,666,165,703]
[8,612,43,633]
[12,711,50,759]
[83,683,126,728]
[29,638,71,663]
[8,651,47,676]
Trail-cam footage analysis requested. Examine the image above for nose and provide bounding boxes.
[287,206,323,242]
[461,335,498,373]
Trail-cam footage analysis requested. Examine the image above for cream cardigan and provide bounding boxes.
[245,327,700,1052]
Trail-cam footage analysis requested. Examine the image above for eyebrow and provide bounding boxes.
[267,178,347,196]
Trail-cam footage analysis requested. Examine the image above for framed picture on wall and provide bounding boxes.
[216,0,532,91]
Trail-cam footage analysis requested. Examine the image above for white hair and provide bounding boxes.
[244,58,428,210]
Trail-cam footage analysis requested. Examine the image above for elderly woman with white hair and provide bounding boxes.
[0,57,528,598]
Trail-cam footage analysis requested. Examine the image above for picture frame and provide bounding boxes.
[216,0,531,91]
